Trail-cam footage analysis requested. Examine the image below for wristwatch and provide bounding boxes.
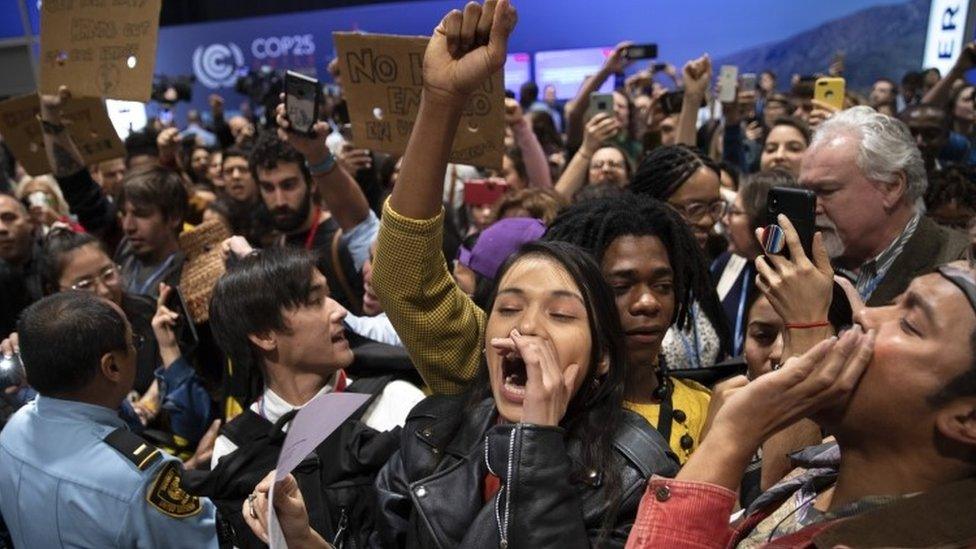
[305,152,337,176]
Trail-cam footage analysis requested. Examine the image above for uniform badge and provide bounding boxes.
[147,461,203,518]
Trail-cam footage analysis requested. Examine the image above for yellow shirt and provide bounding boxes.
[624,378,712,464]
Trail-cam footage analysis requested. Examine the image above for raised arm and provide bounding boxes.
[922,41,976,107]
[389,2,515,218]
[564,42,633,150]
[372,0,518,394]
[39,87,119,241]
[38,86,86,178]
[274,97,370,232]
[554,112,620,200]
[506,98,552,188]
[676,55,711,147]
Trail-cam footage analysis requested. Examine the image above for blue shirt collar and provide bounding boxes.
[33,395,127,429]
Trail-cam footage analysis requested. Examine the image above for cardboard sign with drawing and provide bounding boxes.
[334,32,505,169]
[39,0,163,102]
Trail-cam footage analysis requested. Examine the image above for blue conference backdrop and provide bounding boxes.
[150,0,946,122]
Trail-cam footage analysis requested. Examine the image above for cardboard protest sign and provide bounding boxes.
[40,0,162,102]
[334,32,504,169]
[0,94,125,176]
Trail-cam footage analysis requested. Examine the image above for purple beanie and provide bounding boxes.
[457,217,546,280]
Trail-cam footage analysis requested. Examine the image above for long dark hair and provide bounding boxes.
[467,240,627,535]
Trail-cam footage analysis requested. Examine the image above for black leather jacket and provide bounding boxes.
[374,395,679,548]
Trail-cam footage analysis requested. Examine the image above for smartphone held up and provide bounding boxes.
[284,70,322,136]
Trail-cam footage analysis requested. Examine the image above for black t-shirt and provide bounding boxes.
[282,217,364,314]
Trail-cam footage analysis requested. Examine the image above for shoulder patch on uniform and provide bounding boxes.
[146,461,203,518]
[104,428,163,471]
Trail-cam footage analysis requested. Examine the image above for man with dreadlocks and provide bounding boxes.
[628,144,733,371]
[544,194,716,463]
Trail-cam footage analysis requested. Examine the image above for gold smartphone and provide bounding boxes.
[814,77,845,110]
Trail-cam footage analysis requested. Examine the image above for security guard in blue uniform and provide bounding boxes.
[0,292,219,547]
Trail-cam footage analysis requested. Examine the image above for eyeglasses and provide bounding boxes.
[64,265,121,292]
[671,200,728,222]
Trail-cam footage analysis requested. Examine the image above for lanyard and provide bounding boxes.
[129,252,177,296]
[676,305,702,369]
[655,379,674,442]
[859,269,885,301]
[304,206,322,251]
[732,268,751,356]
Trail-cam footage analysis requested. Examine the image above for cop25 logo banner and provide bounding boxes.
[192,43,245,89]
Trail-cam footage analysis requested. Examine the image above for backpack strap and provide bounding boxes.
[103,428,164,472]
[330,229,363,314]
[612,410,681,479]
[344,375,395,422]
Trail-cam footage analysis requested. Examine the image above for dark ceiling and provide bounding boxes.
[160,0,415,26]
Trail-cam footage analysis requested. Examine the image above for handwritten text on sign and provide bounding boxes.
[334,33,504,169]
[40,0,162,101]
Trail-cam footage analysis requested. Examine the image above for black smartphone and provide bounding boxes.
[166,286,200,351]
[766,187,816,260]
[623,43,658,60]
[284,70,321,136]
[651,62,669,72]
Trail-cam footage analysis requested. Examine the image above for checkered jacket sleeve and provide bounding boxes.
[372,199,485,395]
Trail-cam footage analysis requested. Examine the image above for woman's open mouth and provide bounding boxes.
[500,352,527,403]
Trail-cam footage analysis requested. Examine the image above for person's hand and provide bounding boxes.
[828,56,844,77]
[754,214,835,325]
[274,97,332,165]
[808,99,839,129]
[580,112,621,156]
[625,69,653,92]
[699,376,747,440]
[208,94,225,114]
[1,332,22,395]
[422,0,518,105]
[235,123,255,145]
[708,326,875,449]
[682,54,712,97]
[744,120,763,142]
[952,41,976,75]
[27,199,59,226]
[243,472,326,547]
[152,283,180,357]
[336,146,373,174]
[503,97,525,126]
[219,236,255,261]
[39,85,71,123]
[661,62,679,80]
[603,41,636,75]
[491,329,581,426]
[131,381,160,426]
[184,419,222,470]
[157,127,182,164]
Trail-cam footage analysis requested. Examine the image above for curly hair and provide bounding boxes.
[543,193,730,356]
[247,131,312,186]
[629,144,720,200]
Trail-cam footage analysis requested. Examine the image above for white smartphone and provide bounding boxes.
[718,65,739,103]
[740,73,757,94]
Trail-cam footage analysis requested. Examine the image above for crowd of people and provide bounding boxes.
[1,0,975,546]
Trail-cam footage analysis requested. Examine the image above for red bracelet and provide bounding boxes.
[785,320,830,329]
